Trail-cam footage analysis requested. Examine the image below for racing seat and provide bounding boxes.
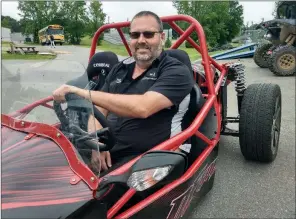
[66,51,119,90]
[165,49,217,166]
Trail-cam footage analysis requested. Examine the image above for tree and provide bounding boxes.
[224,1,244,43]
[18,1,58,43]
[59,1,89,44]
[165,38,172,48]
[272,1,283,18]
[1,16,21,32]
[1,16,10,28]
[17,0,107,45]
[87,0,106,45]
[172,1,243,48]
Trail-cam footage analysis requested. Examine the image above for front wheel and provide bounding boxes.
[239,83,282,162]
[253,43,273,68]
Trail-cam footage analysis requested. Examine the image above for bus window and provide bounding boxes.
[48,29,64,35]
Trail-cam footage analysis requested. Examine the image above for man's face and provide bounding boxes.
[129,15,165,62]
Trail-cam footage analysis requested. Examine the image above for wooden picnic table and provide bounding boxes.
[6,43,39,55]
[14,46,37,52]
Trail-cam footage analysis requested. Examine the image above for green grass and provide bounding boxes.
[2,52,57,60]
[1,41,12,46]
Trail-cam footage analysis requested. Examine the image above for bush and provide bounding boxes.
[165,38,172,48]
[185,41,193,48]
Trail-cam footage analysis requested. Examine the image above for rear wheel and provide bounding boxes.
[253,43,273,68]
[239,83,281,162]
[268,45,296,76]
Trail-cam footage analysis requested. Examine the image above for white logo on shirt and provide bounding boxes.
[149,72,156,77]
[115,78,122,83]
[142,77,157,81]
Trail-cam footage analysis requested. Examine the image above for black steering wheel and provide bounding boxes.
[53,93,116,152]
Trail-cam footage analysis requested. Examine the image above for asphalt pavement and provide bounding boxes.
[1,46,295,218]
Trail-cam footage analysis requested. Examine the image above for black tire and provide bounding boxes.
[253,43,273,68]
[239,83,282,162]
[268,45,296,76]
[266,45,279,69]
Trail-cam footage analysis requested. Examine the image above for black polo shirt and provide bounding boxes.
[101,51,194,160]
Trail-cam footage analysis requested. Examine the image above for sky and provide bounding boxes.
[1,1,276,25]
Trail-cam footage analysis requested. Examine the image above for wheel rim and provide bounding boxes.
[271,97,281,154]
[277,53,295,71]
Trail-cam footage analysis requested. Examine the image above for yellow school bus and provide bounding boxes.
[38,24,65,45]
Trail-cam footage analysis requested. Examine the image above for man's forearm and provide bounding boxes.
[74,87,147,118]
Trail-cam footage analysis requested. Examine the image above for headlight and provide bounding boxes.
[127,165,172,191]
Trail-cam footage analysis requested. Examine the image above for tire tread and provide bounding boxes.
[239,83,281,162]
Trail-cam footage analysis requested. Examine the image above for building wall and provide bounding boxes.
[1,27,12,42]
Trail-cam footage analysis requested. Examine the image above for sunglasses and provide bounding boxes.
[129,31,162,39]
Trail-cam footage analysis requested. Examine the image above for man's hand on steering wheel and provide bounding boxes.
[53,84,75,102]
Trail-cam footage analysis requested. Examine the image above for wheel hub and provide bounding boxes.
[277,53,295,70]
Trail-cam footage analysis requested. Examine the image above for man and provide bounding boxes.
[50,34,55,48]
[53,11,194,173]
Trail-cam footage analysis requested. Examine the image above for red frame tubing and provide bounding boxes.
[107,189,137,219]
[117,28,132,56]
[41,102,53,110]
[8,96,54,118]
[89,21,130,61]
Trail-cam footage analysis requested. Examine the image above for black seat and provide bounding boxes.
[165,49,193,72]
[66,51,119,90]
[165,49,217,166]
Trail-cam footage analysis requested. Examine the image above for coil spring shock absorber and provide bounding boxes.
[226,63,247,114]
[234,64,247,114]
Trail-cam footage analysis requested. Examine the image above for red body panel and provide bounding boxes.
[1,126,93,210]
